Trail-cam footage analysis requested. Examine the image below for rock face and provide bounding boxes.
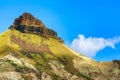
[13,13,44,26]
[10,12,63,43]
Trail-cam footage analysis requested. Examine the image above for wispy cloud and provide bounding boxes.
[69,34,120,58]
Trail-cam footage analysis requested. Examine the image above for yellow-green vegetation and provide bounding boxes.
[0,30,12,58]
[0,29,93,79]
[8,29,78,58]
[12,29,44,45]
[12,30,80,77]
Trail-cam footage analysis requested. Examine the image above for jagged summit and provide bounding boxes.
[10,12,63,43]
[13,12,45,27]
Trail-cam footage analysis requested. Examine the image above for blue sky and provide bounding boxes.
[0,0,120,61]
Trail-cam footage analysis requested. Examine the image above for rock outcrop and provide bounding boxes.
[9,12,63,43]
[13,13,45,26]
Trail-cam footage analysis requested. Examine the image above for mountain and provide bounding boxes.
[0,13,120,80]
[9,12,63,43]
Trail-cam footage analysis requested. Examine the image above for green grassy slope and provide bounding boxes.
[0,29,95,79]
[0,30,12,58]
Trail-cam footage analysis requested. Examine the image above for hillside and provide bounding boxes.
[0,13,120,80]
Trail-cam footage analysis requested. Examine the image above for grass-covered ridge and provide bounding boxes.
[0,30,13,58]
[0,29,96,79]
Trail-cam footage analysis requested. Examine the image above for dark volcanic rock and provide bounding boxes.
[9,12,63,43]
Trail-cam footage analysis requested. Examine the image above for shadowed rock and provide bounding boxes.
[13,13,45,27]
[9,12,63,43]
[113,60,120,69]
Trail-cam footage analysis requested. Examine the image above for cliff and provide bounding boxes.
[9,12,63,43]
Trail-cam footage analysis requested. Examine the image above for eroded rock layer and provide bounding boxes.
[10,12,63,43]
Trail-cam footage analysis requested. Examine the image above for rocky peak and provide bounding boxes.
[13,12,45,27]
[9,12,63,43]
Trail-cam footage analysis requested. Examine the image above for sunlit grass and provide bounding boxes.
[0,29,93,79]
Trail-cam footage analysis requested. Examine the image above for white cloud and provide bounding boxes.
[69,34,120,58]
